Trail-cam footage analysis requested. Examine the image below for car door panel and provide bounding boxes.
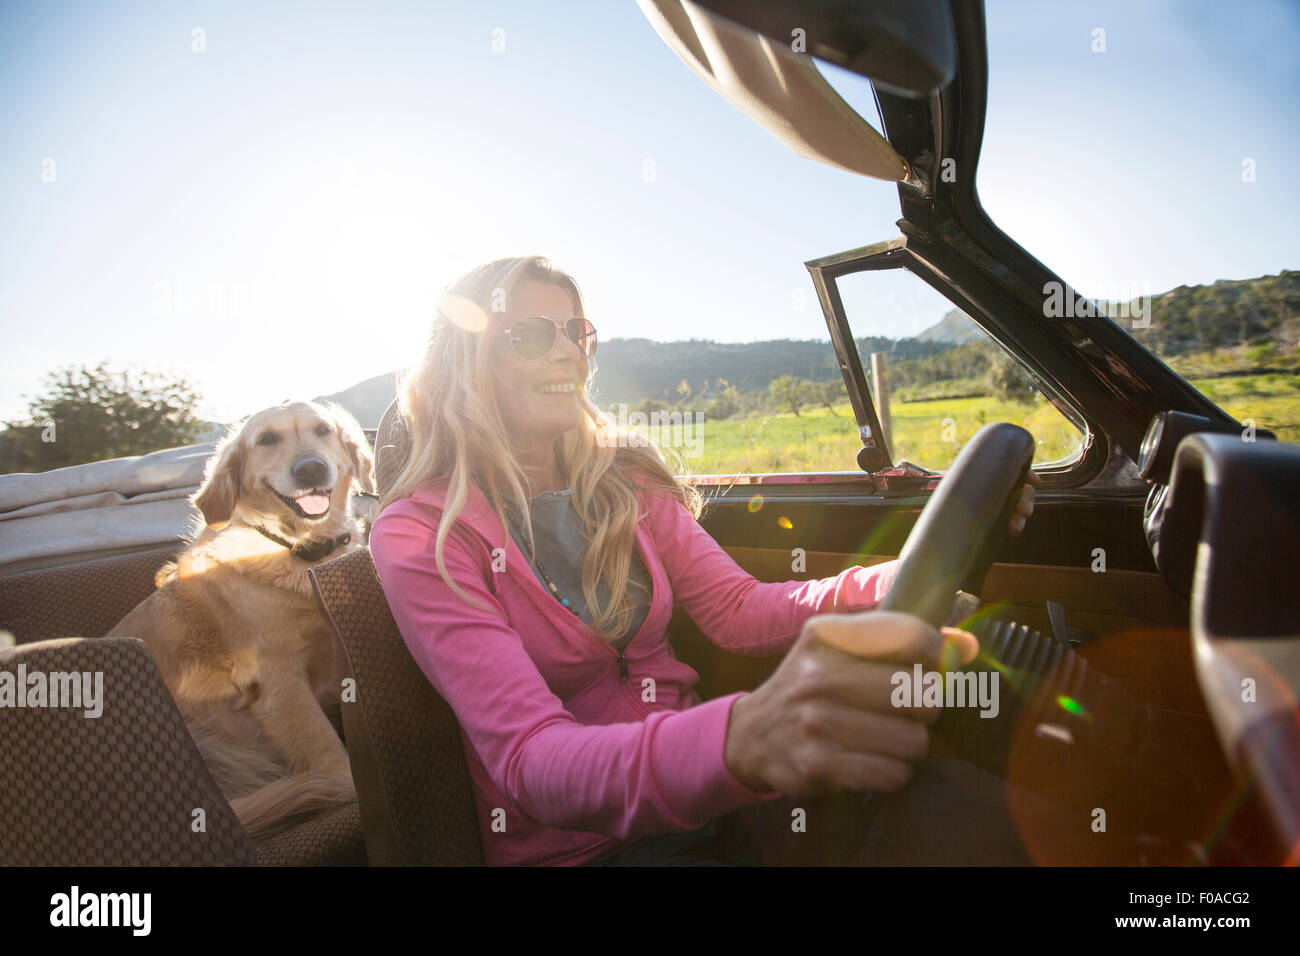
[673,489,1193,710]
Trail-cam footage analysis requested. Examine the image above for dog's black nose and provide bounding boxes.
[291,456,329,488]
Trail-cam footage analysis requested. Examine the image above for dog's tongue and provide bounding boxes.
[296,493,330,515]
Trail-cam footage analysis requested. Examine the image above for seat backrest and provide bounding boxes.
[0,636,256,865]
[309,547,483,865]
[0,546,179,645]
[375,399,412,501]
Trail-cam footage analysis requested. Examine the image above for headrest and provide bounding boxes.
[374,400,413,500]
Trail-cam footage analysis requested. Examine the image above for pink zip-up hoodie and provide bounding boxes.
[368,472,899,866]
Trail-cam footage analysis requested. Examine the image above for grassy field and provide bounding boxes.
[1184,373,1300,444]
[634,373,1299,475]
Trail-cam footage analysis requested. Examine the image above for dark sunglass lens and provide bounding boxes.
[510,317,556,360]
[567,318,597,358]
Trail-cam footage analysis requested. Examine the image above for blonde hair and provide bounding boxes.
[380,255,702,642]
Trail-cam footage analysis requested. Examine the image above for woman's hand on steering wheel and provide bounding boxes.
[724,426,1038,800]
[1008,470,1040,538]
[723,613,980,799]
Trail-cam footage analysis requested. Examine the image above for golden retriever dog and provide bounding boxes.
[108,400,375,839]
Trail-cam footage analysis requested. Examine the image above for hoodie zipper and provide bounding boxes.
[505,527,655,714]
[616,649,651,717]
[546,564,647,712]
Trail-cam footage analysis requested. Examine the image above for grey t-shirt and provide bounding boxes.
[502,489,652,652]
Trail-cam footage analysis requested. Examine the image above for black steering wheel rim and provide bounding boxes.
[878,423,1036,627]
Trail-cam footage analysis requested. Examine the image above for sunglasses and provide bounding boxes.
[499,316,598,362]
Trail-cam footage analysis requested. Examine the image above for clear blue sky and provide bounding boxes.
[2,0,1297,423]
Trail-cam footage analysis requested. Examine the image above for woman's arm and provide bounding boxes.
[368,501,772,840]
[641,486,899,657]
[641,472,1038,656]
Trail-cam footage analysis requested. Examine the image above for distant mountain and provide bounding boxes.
[1127,269,1299,354]
[312,271,1298,427]
[313,340,850,427]
[914,309,984,345]
[313,334,971,427]
[312,372,399,430]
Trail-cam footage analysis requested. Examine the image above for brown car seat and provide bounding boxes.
[0,636,256,865]
[307,399,484,865]
[0,512,367,866]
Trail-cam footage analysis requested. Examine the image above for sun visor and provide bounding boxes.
[638,0,910,182]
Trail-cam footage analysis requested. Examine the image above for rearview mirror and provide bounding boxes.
[639,0,915,182]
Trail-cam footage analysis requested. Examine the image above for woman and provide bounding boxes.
[369,255,1036,866]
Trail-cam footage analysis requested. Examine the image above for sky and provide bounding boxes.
[1,0,1297,424]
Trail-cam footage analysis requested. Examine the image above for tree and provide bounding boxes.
[983,351,1037,403]
[634,398,668,416]
[812,379,846,415]
[768,375,808,417]
[702,384,740,420]
[0,362,206,473]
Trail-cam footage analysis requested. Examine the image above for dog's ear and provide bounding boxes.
[327,403,376,495]
[192,425,245,525]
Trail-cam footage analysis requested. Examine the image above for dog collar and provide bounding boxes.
[251,524,352,562]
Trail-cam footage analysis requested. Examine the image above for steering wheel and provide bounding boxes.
[809,423,1035,863]
[877,423,1036,626]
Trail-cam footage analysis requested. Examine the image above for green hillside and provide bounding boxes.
[318,271,1298,430]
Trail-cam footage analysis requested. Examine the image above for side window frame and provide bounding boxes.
[805,235,1108,489]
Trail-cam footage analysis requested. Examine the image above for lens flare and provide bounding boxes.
[1056,694,1091,721]
[747,494,764,513]
[440,293,489,332]
[777,516,793,530]
[850,508,916,558]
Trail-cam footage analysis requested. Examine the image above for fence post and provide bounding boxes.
[870,352,893,455]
